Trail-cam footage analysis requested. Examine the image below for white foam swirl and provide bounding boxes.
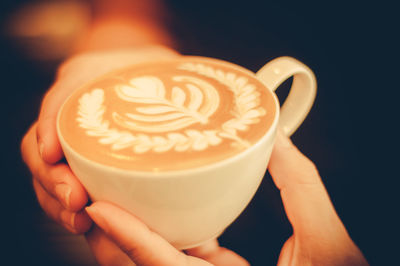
[76,63,267,153]
[113,75,219,133]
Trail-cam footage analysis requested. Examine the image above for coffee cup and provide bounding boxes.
[57,56,316,249]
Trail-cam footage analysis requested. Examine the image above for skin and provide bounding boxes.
[83,129,369,266]
[20,0,369,265]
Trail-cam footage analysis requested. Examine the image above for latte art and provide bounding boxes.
[59,57,276,171]
[112,75,220,132]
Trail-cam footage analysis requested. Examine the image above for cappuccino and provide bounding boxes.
[58,57,276,171]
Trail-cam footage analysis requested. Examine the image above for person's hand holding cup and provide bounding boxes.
[21,47,369,265]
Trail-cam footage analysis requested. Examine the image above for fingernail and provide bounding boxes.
[85,205,99,219]
[275,128,293,148]
[86,205,108,233]
[39,141,44,159]
[55,183,71,209]
[60,210,76,232]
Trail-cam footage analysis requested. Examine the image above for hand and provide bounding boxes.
[85,203,249,266]
[270,130,368,265]
[83,130,369,266]
[20,46,179,233]
[21,123,92,233]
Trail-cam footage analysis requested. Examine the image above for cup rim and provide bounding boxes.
[56,55,280,178]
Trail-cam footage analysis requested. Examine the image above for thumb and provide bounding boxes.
[37,84,73,164]
[86,202,212,266]
[268,130,349,240]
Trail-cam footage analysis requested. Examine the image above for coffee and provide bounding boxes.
[58,57,276,171]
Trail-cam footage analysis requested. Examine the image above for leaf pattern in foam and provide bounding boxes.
[112,75,217,131]
[115,76,166,103]
[186,83,203,111]
[171,86,186,106]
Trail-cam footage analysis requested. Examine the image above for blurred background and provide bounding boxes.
[1,0,397,265]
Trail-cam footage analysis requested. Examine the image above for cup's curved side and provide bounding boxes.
[60,124,276,249]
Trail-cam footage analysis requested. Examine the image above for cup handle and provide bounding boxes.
[256,56,317,136]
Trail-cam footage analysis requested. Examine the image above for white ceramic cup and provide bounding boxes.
[57,56,316,250]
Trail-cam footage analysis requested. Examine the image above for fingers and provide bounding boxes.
[22,123,92,233]
[22,124,88,212]
[33,178,92,234]
[86,202,212,266]
[269,129,349,240]
[185,239,249,266]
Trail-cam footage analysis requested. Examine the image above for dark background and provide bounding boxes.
[1,0,397,265]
